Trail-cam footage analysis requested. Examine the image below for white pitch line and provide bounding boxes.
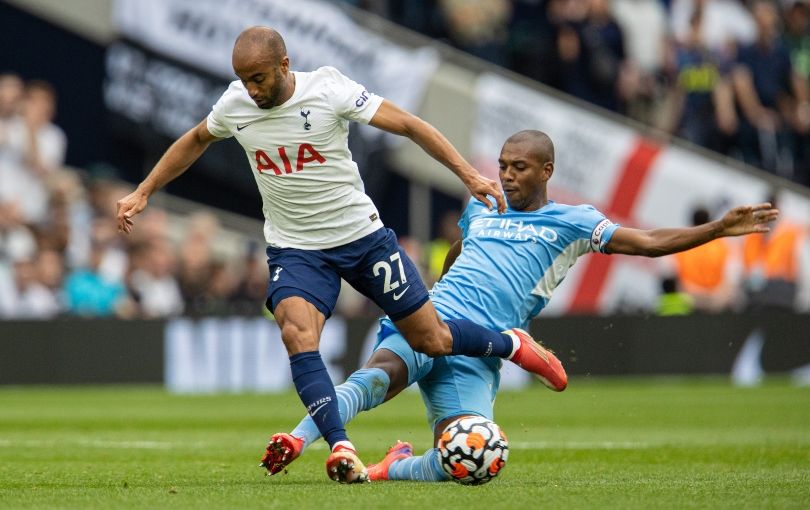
[75,439,176,449]
[0,439,191,450]
[509,441,651,450]
[0,439,650,451]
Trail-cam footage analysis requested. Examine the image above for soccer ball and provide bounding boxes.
[437,415,509,485]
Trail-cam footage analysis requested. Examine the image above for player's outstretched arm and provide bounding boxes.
[606,203,779,257]
[116,119,220,234]
[368,100,506,213]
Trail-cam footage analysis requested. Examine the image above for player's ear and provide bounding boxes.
[279,56,290,73]
[543,161,554,180]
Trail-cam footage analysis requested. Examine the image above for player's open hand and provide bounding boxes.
[719,203,779,237]
[467,174,507,214]
[116,190,148,234]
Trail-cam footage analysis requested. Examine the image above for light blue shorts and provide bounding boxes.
[376,317,501,430]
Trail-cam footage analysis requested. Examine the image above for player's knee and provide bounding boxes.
[410,331,451,357]
[280,322,319,354]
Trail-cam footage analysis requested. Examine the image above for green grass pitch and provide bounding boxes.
[1,377,808,509]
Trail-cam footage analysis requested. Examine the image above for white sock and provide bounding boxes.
[505,330,521,360]
[332,440,355,452]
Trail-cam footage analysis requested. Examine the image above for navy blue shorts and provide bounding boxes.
[265,228,429,321]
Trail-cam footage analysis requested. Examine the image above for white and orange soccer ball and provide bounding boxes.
[437,416,509,485]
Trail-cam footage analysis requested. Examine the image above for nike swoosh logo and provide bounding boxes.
[309,402,328,416]
[392,285,411,301]
[236,122,256,131]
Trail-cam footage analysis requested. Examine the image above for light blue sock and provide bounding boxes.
[387,448,451,482]
[290,367,390,450]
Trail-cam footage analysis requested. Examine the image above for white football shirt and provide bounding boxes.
[207,66,385,249]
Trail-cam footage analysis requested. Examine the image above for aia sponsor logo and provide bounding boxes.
[254,144,326,175]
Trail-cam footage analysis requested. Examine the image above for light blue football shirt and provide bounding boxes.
[431,199,619,331]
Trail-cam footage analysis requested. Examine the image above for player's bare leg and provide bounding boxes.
[260,349,407,478]
[274,297,367,482]
[393,302,454,356]
[274,297,325,355]
[395,303,567,389]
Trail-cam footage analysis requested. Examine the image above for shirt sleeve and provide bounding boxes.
[322,67,384,124]
[458,199,477,239]
[579,205,619,254]
[206,89,234,139]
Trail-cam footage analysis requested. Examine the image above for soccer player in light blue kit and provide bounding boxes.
[261,130,779,481]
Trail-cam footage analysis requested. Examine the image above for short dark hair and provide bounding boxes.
[505,130,555,164]
[234,26,287,62]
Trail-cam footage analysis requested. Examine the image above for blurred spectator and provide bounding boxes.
[0,74,24,229]
[399,235,427,279]
[670,0,757,61]
[556,0,632,112]
[660,6,738,152]
[783,0,810,185]
[45,169,94,268]
[129,239,184,318]
[507,0,558,84]
[63,239,130,317]
[426,210,461,283]
[0,79,66,224]
[34,180,72,255]
[84,215,129,285]
[0,72,23,124]
[386,0,447,37]
[656,276,695,315]
[670,206,740,312]
[177,211,220,315]
[611,0,667,123]
[612,0,666,78]
[3,258,60,318]
[229,241,270,315]
[198,261,237,315]
[732,0,810,178]
[0,73,24,163]
[35,248,64,307]
[439,0,513,65]
[0,204,36,263]
[0,202,37,318]
[785,0,810,80]
[742,195,810,311]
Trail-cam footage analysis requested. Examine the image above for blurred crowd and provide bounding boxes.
[4,0,810,321]
[346,0,810,187]
[656,199,810,315]
[0,72,272,320]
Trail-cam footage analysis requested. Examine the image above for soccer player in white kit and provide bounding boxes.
[115,27,566,483]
